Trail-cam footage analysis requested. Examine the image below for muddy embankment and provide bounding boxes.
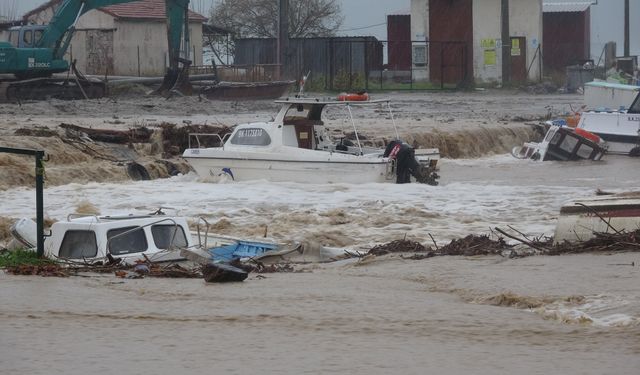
[0,122,231,191]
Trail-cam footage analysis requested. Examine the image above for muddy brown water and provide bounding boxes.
[1,92,639,374]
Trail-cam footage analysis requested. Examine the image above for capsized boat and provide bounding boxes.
[577,90,640,155]
[10,212,194,264]
[511,124,607,161]
[554,192,640,243]
[182,97,440,184]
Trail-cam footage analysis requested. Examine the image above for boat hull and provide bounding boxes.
[200,81,294,100]
[578,111,640,155]
[184,154,396,184]
[554,195,640,243]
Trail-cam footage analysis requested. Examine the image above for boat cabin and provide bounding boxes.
[221,98,398,157]
[512,125,607,161]
[43,214,194,263]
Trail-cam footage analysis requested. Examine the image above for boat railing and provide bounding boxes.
[67,213,101,222]
[105,217,180,256]
[195,217,211,249]
[188,133,230,149]
[341,100,400,156]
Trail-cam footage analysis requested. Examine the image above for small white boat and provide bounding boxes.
[577,91,640,155]
[511,124,607,161]
[554,193,640,243]
[182,97,440,184]
[11,212,195,264]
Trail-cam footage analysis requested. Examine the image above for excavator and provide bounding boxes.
[0,0,192,101]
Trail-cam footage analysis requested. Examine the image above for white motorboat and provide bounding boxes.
[511,124,607,161]
[182,97,440,184]
[11,212,195,264]
[554,192,640,243]
[576,91,640,155]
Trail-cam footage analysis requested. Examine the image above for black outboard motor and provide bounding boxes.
[384,140,439,185]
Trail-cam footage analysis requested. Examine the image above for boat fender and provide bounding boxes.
[574,128,601,143]
[337,92,369,102]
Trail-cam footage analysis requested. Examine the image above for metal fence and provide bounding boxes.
[226,38,470,91]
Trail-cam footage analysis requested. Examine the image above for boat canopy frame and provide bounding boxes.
[275,98,401,155]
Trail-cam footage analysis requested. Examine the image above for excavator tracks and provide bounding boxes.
[1,77,106,102]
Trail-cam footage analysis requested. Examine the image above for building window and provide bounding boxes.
[413,45,427,67]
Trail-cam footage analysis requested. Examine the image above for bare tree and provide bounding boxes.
[0,0,19,21]
[210,0,343,38]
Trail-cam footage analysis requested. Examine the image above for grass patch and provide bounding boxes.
[0,249,56,268]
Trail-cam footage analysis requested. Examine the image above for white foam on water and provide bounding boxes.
[536,294,639,327]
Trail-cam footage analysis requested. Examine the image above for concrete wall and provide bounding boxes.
[472,0,501,83]
[510,0,543,81]
[410,0,428,80]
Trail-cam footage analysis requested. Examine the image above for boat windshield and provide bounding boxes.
[59,230,98,259]
[151,224,188,249]
[283,104,324,123]
[107,226,148,255]
[629,93,640,114]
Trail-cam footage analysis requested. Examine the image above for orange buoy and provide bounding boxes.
[337,92,369,101]
[566,113,581,127]
[574,128,601,143]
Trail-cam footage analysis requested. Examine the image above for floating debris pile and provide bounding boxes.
[368,239,430,256]
[436,234,510,256]
[366,228,640,261]
[548,229,640,256]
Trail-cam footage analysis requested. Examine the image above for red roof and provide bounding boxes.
[100,0,207,22]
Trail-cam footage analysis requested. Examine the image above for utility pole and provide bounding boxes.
[624,0,629,57]
[501,0,510,85]
[277,0,289,79]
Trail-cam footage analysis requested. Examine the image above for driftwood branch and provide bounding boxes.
[494,227,550,253]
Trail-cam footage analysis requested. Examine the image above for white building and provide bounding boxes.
[410,0,543,85]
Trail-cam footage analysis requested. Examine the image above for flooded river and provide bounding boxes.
[1,154,639,374]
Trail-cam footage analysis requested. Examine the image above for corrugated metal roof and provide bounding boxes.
[543,2,592,13]
[100,0,207,22]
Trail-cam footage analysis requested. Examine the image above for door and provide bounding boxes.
[510,37,527,83]
[428,0,473,86]
[85,29,114,76]
[294,124,314,149]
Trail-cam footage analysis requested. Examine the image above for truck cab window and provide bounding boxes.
[8,31,19,47]
[23,30,33,47]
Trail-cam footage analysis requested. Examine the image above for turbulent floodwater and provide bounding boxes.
[1,154,639,374]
